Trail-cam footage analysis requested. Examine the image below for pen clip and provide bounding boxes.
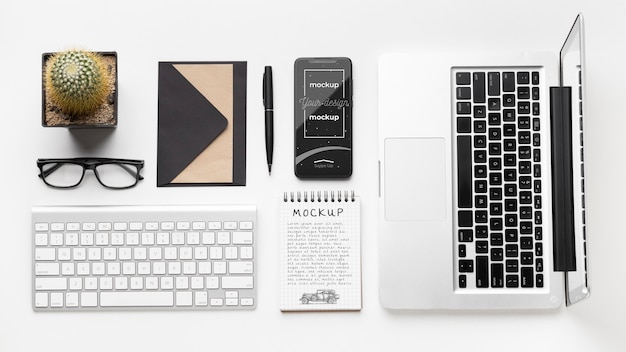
[262,71,266,106]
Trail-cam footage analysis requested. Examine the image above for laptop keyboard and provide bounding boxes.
[453,69,544,290]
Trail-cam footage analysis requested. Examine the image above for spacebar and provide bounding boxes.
[457,136,472,208]
[100,292,174,307]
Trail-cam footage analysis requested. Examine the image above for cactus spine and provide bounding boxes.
[45,50,110,116]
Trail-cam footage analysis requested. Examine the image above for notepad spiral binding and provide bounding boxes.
[284,190,356,203]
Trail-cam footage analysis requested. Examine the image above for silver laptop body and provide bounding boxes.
[378,14,589,309]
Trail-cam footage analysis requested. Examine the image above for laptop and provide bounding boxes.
[378,14,589,309]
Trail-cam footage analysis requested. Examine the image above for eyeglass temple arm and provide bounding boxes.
[119,164,144,180]
[39,163,64,179]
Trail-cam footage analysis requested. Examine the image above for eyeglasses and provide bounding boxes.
[37,158,144,189]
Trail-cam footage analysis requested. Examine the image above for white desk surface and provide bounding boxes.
[1,0,623,350]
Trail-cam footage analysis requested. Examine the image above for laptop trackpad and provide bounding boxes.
[384,138,446,221]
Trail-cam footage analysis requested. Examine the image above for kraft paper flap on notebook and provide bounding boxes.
[157,61,247,186]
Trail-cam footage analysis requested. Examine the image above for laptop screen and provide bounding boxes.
[559,14,590,305]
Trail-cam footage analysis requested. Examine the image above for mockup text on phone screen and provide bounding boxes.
[301,69,348,139]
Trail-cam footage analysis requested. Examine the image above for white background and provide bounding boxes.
[1,0,624,350]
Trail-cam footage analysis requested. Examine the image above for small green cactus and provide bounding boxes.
[45,50,111,116]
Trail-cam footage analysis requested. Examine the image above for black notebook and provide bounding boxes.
[157,61,247,187]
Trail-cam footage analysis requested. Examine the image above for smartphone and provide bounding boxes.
[294,57,352,178]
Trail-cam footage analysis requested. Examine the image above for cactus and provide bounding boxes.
[45,50,111,116]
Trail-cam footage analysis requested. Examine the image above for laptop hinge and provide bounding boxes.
[550,86,576,272]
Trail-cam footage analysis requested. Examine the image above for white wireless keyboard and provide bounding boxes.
[32,205,256,311]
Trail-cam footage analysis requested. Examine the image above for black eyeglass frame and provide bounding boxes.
[37,158,144,189]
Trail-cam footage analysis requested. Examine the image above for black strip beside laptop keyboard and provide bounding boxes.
[454,69,544,290]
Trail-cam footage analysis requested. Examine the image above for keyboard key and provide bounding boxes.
[457,136,473,208]
[195,292,208,306]
[503,109,515,121]
[81,292,98,307]
[459,229,473,242]
[490,233,503,246]
[518,87,530,100]
[474,105,486,118]
[506,275,519,288]
[240,248,253,260]
[502,72,515,92]
[491,248,503,261]
[35,233,48,246]
[176,292,193,306]
[473,72,486,103]
[488,72,500,96]
[202,232,216,245]
[457,87,472,99]
[217,232,231,245]
[505,244,519,258]
[476,241,488,254]
[518,102,530,114]
[503,94,515,107]
[475,211,488,223]
[239,221,253,230]
[531,71,540,85]
[35,278,67,291]
[229,261,254,274]
[35,263,60,276]
[459,275,467,288]
[476,256,489,288]
[520,236,533,249]
[506,260,519,273]
[222,276,254,289]
[489,216,504,232]
[232,231,253,245]
[456,72,471,85]
[239,298,254,307]
[474,135,487,148]
[488,98,501,111]
[474,120,486,133]
[521,267,534,288]
[457,102,471,114]
[457,118,471,133]
[459,260,474,272]
[491,263,504,287]
[521,252,534,265]
[536,243,543,257]
[100,292,174,307]
[35,248,56,261]
[208,222,222,230]
[458,211,473,227]
[517,72,529,84]
[176,222,190,230]
[35,223,49,232]
[35,293,49,308]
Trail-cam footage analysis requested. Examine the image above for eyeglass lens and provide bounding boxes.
[41,163,84,187]
[95,164,139,188]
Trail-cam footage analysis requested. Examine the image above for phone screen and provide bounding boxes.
[294,57,352,178]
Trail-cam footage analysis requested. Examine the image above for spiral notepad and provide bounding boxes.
[280,191,361,311]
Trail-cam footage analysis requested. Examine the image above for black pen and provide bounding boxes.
[263,66,274,174]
